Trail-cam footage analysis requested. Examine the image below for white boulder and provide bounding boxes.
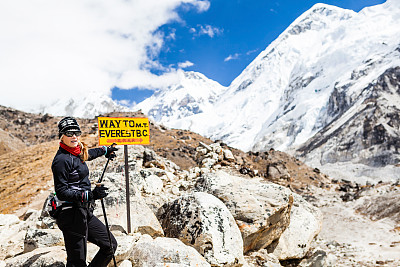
[195,171,294,253]
[269,194,323,260]
[129,235,211,266]
[0,214,25,260]
[24,228,64,253]
[157,192,245,266]
[4,246,66,266]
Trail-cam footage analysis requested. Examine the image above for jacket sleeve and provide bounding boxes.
[52,155,81,202]
[87,147,106,161]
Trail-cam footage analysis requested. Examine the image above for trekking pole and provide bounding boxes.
[97,143,117,267]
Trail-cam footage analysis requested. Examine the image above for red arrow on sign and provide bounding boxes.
[106,138,144,143]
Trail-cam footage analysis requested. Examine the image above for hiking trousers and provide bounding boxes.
[56,206,117,267]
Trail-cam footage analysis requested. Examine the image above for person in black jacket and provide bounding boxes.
[52,117,118,267]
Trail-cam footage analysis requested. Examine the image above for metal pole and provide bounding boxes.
[97,157,110,183]
[96,143,116,184]
[96,151,117,267]
[124,145,131,234]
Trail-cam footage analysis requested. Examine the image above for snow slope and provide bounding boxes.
[135,1,400,166]
[134,70,227,128]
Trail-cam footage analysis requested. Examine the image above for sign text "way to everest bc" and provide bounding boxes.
[97,117,150,146]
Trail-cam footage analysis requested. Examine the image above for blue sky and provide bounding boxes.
[0,0,387,113]
[112,0,386,104]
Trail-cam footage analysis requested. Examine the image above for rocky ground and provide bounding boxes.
[306,182,400,266]
[0,105,399,266]
[0,105,327,214]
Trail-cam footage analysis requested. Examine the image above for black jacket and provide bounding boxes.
[52,146,105,203]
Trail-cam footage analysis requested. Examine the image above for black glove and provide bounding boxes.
[92,185,109,200]
[105,145,118,160]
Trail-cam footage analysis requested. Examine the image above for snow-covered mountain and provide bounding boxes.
[298,66,400,167]
[35,91,129,119]
[134,0,400,167]
[134,70,227,127]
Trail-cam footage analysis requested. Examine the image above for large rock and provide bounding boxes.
[142,174,163,194]
[87,233,141,264]
[129,235,210,266]
[0,214,25,260]
[24,228,64,253]
[223,149,236,162]
[157,192,245,266]
[0,214,19,227]
[113,234,141,263]
[245,249,282,267]
[267,194,323,260]
[93,173,164,237]
[298,249,337,267]
[195,171,294,253]
[4,246,66,267]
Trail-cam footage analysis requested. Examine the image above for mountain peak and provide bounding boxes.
[135,1,400,168]
[183,71,208,81]
[309,2,349,13]
[133,71,226,124]
[286,2,354,36]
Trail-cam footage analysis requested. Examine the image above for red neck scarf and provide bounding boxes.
[60,142,81,156]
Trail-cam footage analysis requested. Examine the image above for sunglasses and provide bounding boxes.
[64,131,82,137]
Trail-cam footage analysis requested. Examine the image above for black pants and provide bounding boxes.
[57,207,117,267]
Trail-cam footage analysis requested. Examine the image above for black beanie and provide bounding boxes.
[58,117,81,138]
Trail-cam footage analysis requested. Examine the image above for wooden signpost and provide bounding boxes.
[97,117,150,233]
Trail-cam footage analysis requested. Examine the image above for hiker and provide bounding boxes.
[52,117,118,267]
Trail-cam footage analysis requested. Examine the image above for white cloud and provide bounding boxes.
[167,29,177,41]
[198,25,223,38]
[0,0,209,113]
[246,49,259,55]
[224,53,240,62]
[191,0,210,12]
[178,61,194,68]
[190,24,222,38]
[117,69,181,90]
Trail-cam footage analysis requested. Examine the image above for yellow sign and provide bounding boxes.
[98,117,150,146]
